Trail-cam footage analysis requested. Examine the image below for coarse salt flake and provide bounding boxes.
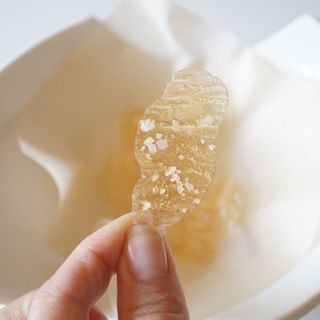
[144,137,157,154]
[142,200,151,211]
[140,119,156,132]
[194,198,201,205]
[185,181,194,191]
[156,133,163,139]
[170,173,179,182]
[198,115,214,127]
[156,138,168,150]
[151,174,159,181]
[165,166,177,176]
[177,182,184,194]
[172,120,180,129]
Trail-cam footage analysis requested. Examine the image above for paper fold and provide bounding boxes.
[1,0,320,318]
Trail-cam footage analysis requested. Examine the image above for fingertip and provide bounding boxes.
[117,223,189,319]
[127,224,168,281]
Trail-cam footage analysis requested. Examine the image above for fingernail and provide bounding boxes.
[127,224,168,281]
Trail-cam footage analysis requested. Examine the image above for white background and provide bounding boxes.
[0,0,320,318]
[1,0,320,70]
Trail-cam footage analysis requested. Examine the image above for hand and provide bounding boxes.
[0,213,189,319]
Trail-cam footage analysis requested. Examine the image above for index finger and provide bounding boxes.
[31,213,134,319]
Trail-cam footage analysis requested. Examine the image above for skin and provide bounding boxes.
[0,213,189,320]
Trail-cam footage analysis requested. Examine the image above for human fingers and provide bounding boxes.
[117,224,189,319]
[0,290,36,320]
[0,293,108,320]
[28,213,133,320]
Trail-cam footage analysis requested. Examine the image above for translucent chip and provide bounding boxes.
[132,68,228,227]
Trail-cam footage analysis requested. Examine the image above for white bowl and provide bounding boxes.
[1,5,320,319]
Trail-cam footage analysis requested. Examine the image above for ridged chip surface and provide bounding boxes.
[132,68,228,227]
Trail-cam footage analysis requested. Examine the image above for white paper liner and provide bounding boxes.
[1,0,320,318]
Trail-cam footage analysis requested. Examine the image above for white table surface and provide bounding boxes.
[1,0,320,318]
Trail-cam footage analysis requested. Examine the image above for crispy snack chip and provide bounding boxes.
[132,69,228,227]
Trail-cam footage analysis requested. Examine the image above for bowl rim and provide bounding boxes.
[1,19,320,319]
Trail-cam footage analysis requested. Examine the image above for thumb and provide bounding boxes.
[117,224,189,319]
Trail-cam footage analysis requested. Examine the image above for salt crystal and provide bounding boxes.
[208,144,216,151]
[194,198,201,205]
[156,138,168,150]
[165,166,177,176]
[177,183,184,194]
[156,133,163,139]
[151,174,159,181]
[198,115,214,127]
[172,120,180,129]
[170,173,179,182]
[144,137,157,153]
[185,181,194,191]
[140,119,156,132]
[142,200,151,211]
